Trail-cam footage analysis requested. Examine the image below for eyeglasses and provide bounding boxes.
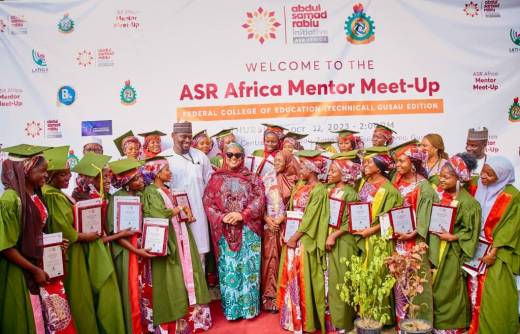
[226,152,244,159]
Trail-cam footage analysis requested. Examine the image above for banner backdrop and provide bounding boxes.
[1,0,519,186]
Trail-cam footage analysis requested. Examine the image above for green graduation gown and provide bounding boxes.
[107,189,140,334]
[278,182,330,333]
[141,184,210,325]
[42,184,125,334]
[327,184,360,331]
[474,185,520,333]
[429,188,481,330]
[396,180,437,323]
[358,179,403,326]
[0,189,37,334]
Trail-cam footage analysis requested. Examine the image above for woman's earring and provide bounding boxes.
[411,165,417,173]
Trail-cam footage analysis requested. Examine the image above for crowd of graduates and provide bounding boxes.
[0,121,518,334]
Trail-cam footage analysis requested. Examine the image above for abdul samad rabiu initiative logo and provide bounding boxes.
[242,7,281,44]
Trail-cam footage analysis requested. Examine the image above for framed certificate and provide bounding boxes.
[142,218,169,256]
[244,156,255,173]
[257,155,275,177]
[379,213,393,239]
[284,211,304,242]
[463,238,491,275]
[388,206,416,238]
[116,201,142,233]
[75,198,104,234]
[429,203,457,234]
[172,192,192,223]
[42,233,65,279]
[347,202,372,233]
[329,196,346,229]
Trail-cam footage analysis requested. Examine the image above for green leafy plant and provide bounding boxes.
[337,235,396,327]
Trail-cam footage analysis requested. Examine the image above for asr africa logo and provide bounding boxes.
[242,7,281,44]
[345,3,375,45]
[509,97,520,122]
[120,80,137,105]
[58,13,74,33]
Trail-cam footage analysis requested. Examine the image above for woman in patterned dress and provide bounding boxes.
[203,142,265,320]
[261,150,299,312]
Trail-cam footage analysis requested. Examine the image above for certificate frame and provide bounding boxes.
[328,196,346,229]
[116,201,142,233]
[257,156,274,177]
[41,233,65,280]
[463,238,491,274]
[347,202,372,233]
[173,192,192,223]
[142,220,169,256]
[429,203,457,234]
[388,206,416,239]
[75,203,104,234]
[284,211,304,242]
[244,156,255,173]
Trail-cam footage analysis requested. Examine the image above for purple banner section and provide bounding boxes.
[81,120,112,136]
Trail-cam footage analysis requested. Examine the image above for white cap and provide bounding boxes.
[82,136,103,147]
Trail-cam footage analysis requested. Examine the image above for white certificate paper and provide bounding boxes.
[118,202,141,232]
[144,226,166,253]
[42,233,64,279]
[143,218,169,255]
[81,206,102,233]
[463,239,491,276]
[379,213,392,239]
[390,207,415,235]
[348,203,371,232]
[429,204,456,234]
[329,197,344,228]
[284,211,304,242]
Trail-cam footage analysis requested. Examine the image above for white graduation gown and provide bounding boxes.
[162,147,213,254]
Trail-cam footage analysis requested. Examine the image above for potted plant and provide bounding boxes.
[385,242,432,334]
[338,236,396,334]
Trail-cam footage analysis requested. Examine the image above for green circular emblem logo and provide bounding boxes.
[509,98,520,122]
[120,80,137,105]
[58,13,74,33]
[345,3,375,45]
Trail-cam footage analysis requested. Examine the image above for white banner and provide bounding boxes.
[1,0,519,186]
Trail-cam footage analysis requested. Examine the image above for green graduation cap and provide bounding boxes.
[211,128,237,139]
[113,130,135,156]
[144,154,172,162]
[262,123,288,131]
[389,139,420,156]
[372,123,396,134]
[284,131,308,140]
[331,129,359,137]
[137,130,167,137]
[108,158,144,176]
[295,150,322,158]
[1,144,50,158]
[331,149,360,160]
[310,139,336,147]
[44,146,70,171]
[192,129,208,140]
[72,152,112,177]
[362,146,391,158]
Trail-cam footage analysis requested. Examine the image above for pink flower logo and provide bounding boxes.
[242,7,281,44]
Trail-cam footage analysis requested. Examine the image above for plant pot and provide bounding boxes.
[354,318,383,334]
[399,319,433,334]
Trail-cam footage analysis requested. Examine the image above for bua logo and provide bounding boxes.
[58,86,75,106]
